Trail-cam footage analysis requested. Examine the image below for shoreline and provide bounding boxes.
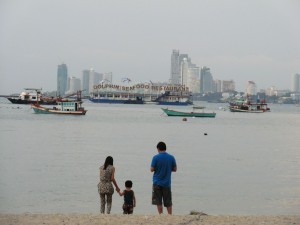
[0,214,299,225]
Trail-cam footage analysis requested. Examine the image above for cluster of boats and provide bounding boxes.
[5,88,271,117]
[6,89,87,115]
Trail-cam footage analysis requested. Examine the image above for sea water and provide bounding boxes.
[0,97,299,215]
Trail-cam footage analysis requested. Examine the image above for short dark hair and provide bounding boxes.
[125,180,133,188]
[157,141,166,151]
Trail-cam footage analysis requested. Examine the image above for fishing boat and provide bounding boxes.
[161,108,216,118]
[153,91,193,106]
[31,91,87,115]
[229,96,270,113]
[6,88,58,105]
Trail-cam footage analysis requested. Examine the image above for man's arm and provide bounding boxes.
[172,166,177,172]
[150,167,155,172]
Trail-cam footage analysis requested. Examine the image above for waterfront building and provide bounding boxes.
[87,69,103,94]
[213,79,222,92]
[222,80,235,92]
[266,86,276,96]
[180,58,189,86]
[57,63,68,96]
[170,50,192,85]
[246,81,257,96]
[291,73,300,92]
[187,66,200,93]
[82,70,90,96]
[68,77,81,94]
[170,50,180,84]
[200,67,213,93]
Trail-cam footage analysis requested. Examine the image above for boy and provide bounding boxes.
[118,180,136,214]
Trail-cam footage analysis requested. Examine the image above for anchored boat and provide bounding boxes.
[7,88,57,105]
[161,108,216,118]
[229,96,270,113]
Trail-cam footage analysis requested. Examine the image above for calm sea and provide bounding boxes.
[0,97,299,215]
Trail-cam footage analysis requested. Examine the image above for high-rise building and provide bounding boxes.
[57,63,68,96]
[187,66,200,93]
[82,69,103,95]
[266,86,276,96]
[291,73,300,92]
[213,79,222,92]
[170,50,192,85]
[170,50,180,84]
[82,70,90,96]
[69,77,81,93]
[246,81,257,95]
[222,80,235,92]
[180,58,189,86]
[200,67,213,93]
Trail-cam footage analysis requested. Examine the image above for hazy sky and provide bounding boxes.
[1,0,299,94]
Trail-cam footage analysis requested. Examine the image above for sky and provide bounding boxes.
[0,0,300,94]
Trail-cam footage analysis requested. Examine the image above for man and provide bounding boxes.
[150,141,177,214]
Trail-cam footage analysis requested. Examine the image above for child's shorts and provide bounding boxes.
[122,203,133,214]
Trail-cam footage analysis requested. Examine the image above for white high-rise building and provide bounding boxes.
[88,69,95,94]
[103,72,113,83]
[246,81,257,95]
[291,73,300,92]
[180,58,189,86]
[266,86,276,96]
[170,50,192,85]
[69,77,81,93]
[187,67,200,93]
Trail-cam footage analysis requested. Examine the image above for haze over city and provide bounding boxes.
[1,0,299,94]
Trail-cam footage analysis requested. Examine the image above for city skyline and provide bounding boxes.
[1,0,300,94]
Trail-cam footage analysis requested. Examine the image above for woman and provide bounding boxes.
[98,156,120,214]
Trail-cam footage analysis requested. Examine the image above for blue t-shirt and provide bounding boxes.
[151,152,176,187]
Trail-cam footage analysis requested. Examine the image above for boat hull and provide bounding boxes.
[229,107,266,113]
[162,108,216,117]
[7,98,57,105]
[157,101,192,106]
[89,98,144,104]
[32,105,87,115]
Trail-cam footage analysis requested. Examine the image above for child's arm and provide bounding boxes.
[119,190,124,196]
[133,191,136,207]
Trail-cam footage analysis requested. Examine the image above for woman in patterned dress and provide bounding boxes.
[98,156,120,214]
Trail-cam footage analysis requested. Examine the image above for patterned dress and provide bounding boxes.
[98,165,114,213]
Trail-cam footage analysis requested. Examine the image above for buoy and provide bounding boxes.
[183,118,187,121]
[204,133,207,135]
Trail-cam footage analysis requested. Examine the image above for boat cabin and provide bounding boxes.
[56,101,81,111]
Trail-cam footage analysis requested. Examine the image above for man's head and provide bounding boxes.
[157,141,166,151]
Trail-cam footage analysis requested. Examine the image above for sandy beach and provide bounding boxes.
[0,214,299,225]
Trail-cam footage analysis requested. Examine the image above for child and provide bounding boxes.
[118,180,136,214]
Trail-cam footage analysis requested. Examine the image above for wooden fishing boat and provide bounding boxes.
[229,96,270,113]
[161,108,216,118]
[31,91,87,115]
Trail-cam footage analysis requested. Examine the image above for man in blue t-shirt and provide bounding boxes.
[150,141,177,214]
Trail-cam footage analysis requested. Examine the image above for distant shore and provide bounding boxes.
[0,214,299,225]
